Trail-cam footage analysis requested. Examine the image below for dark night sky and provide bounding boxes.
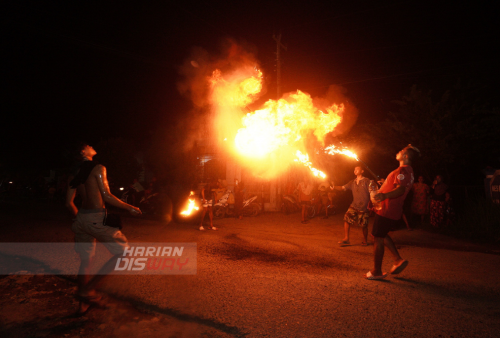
[2,0,497,171]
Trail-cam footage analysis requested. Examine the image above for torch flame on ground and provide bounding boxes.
[180,191,199,216]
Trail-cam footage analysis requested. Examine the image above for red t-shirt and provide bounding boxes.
[376,165,414,220]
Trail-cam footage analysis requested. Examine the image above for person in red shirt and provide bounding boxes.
[366,144,420,280]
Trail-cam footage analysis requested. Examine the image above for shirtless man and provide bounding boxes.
[66,143,141,314]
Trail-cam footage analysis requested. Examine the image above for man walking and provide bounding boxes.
[66,143,141,314]
[367,144,419,280]
[331,166,373,246]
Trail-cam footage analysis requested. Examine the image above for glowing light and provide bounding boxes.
[294,150,326,179]
[324,145,359,161]
[234,92,343,159]
[180,191,199,216]
[209,63,344,178]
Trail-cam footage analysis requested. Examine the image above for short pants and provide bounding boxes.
[372,214,401,238]
[202,199,213,207]
[71,208,129,260]
[343,206,369,228]
[300,200,311,206]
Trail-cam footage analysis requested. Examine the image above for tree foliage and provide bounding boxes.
[352,83,500,183]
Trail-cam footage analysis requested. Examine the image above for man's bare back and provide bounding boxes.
[65,143,141,316]
[66,145,140,217]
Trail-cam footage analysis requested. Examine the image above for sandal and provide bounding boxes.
[365,271,388,280]
[74,294,107,316]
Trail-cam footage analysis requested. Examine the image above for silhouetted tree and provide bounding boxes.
[354,83,500,183]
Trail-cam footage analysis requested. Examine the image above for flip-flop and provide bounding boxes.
[361,242,368,246]
[338,240,350,245]
[74,294,107,316]
[74,302,95,317]
[75,294,102,303]
[390,260,409,274]
[76,294,107,307]
[365,271,388,280]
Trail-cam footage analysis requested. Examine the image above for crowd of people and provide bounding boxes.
[4,141,470,315]
[280,145,421,279]
[276,145,461,279]
[286,165,455,234]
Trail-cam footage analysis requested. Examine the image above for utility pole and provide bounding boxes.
[273,32,287,100]
[272,32,287,211]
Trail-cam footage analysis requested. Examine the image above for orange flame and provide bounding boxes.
[294,150,326,178]
[324,145,359,161]
[180,191,199,216]
[210,66,344,178]
[210,68,262,107]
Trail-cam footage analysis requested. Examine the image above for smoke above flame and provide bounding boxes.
[178,41,358,179]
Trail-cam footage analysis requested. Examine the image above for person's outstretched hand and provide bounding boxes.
[129,206,142,215]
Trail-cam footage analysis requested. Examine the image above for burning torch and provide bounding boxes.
[324,145,382,186]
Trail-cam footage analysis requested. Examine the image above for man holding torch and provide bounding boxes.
[331,166,373,246]
[367,144,419,280]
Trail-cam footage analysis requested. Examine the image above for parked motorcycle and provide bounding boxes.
[281,194,301,215]
[213,190,260,218]
[281,193,316,219]
[241,195,260,217]
[213,189,235,218]
[138,192,160,214]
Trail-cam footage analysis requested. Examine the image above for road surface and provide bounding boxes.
[1,201,499,337]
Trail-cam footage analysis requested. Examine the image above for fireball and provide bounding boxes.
[209,63,344,178]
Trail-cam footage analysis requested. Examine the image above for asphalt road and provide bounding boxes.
[1,201,500,337]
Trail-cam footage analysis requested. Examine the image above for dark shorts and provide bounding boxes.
[372,214,400,238]
[300,200,311,206]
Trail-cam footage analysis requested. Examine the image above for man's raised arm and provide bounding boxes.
[95,165,141,215]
